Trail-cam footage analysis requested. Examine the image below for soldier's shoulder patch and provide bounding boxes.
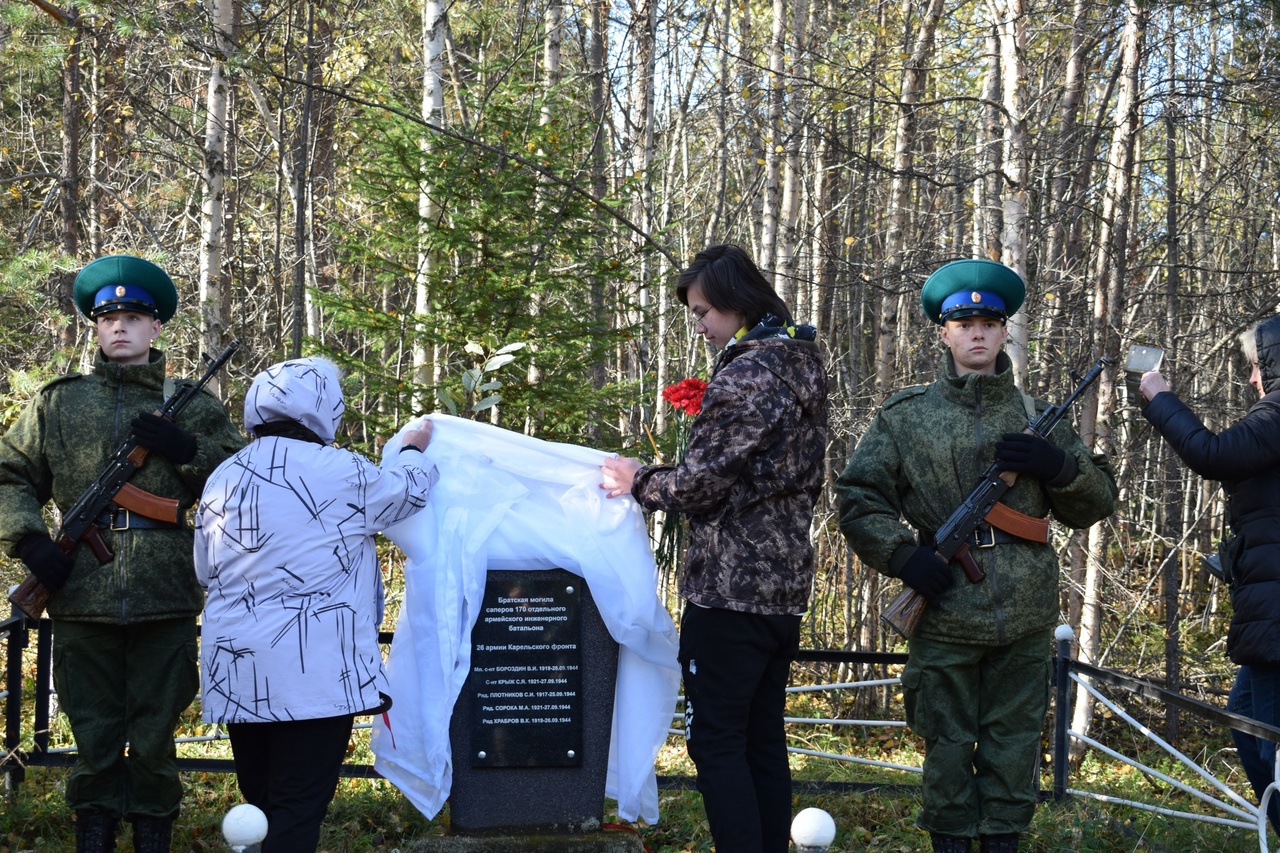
[881,385,929,410]
[38,372,84,395]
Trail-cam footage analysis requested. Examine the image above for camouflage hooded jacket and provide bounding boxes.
[631,333,828,615]
[0,349,243,623]
[836,352,1117,645]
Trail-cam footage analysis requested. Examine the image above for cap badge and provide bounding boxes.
[115,285,127,297]
[970,291,982,303]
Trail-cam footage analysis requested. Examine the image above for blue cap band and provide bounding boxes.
[939,289,1006,320]
[92,283,159,318]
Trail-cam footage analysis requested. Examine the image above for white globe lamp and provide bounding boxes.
[791,806,836,852]
[222,803,268,851]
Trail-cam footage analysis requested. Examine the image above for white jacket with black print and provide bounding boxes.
[194,358,437,723]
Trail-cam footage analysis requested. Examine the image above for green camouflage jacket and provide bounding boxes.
[632,334,828,615]
[0,349,243,622]
[836,353,1117,644]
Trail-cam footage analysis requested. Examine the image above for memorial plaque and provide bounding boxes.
[469,572,583,767]
[448,567,618,833]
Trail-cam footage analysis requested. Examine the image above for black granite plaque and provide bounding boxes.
[469,571,583,767]
[449,568,619,833]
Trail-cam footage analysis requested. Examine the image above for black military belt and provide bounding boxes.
[95,509,184,531]
[921,524,1026,550]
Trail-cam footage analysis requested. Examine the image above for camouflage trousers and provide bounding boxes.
[902,628,1052,838]
[52,617,199,820]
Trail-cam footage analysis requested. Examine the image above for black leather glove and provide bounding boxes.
[993,432,1075,485]
[898,546,954,605]
[132,412,198,464]
[16,533,75,593]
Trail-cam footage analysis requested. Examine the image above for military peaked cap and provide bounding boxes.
[921,258,1025,325]
[73,255,178,322]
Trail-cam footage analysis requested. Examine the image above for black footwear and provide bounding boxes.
[979,833,1021,853]
[75,811,117,852]
[131,816,174,853]
[931,834,973,853]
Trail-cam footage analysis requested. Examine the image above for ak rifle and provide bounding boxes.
[8,340,239,621]
[881,356,1109,638]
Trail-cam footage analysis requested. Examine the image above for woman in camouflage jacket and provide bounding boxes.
[602,244,828,853]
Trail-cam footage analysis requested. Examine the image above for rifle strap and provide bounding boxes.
[984,501,1050,543]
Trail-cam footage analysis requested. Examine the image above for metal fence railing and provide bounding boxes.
[5,610,1279,849]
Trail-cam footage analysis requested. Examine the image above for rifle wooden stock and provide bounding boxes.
[9,573,49,622]
[8,534,80,622]
[881,586,928,639]
[881,543,983,639]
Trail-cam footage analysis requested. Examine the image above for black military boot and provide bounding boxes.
[130,816,174,853]
[931,833,973,853]
[74,811,117,852]
[979,833,1021,853]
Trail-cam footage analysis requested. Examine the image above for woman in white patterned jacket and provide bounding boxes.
[194,357,437,853]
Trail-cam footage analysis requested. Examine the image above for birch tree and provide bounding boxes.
[757,0,786,273]
[873,0,944,400]
[414,0,447,404]
[199,0,236,366]
[1070,0,1147,756]
[988,0,1030,384]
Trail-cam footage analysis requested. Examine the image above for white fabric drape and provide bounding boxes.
[371,414,681,824]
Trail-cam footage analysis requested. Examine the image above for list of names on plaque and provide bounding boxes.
[469,570,583,766]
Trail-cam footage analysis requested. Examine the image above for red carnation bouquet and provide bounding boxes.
[651,377,707,567]
[662,377,708,416]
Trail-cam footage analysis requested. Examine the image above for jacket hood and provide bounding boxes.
[1256,315,1280,396]
[721,334,826,420]
[244,357,345,443]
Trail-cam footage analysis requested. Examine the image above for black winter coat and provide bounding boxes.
[1143,314,1280,667]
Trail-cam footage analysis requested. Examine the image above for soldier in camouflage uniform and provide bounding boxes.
[602,244,828,853]
[835,259,1117,853]
[0,256,243,852]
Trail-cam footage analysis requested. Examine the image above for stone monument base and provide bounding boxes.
[410,829,646,852]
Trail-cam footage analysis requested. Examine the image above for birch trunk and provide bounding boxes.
[973,25,1002,259]
[776,0,809,307]
[200,0,235,372]
[1037,0,1090,389]
[525,0,563,432]
[989,0,1029,386]
[1159,13,1182,744]
[874,0,944,399]
[758,0,786,274]
[626,0,658,433]
[587,0,608,404]
[414,0,447,403]
[703,0,733,246]
[1070,0,1146,759]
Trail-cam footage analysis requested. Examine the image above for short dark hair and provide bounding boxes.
[676,244,790,328]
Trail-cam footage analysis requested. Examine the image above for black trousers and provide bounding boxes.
[226,714,355,853]
[679,605,800,853]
